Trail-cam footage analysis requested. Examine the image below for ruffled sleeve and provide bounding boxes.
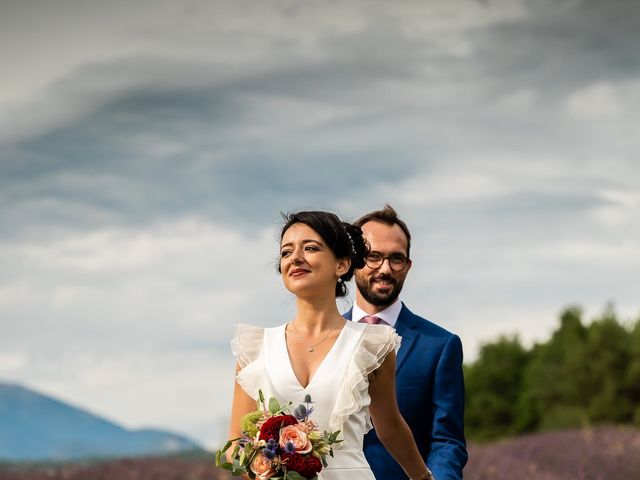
[230,324,265,399]
[231,323,264,368]
[329,324,402,436]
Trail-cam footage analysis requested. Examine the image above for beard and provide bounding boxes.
[355,272,405,307]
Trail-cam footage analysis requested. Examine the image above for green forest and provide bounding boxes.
[464,305,640,442]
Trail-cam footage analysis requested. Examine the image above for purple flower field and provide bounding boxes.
[465,426,640,480]
[1,426,638,480]
[0,456,231,480]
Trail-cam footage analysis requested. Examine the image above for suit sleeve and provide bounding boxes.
[427,334,468,480]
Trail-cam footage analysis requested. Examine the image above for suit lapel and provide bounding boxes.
[394,304,418,373]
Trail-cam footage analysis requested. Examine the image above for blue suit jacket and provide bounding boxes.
[344,304,467,480]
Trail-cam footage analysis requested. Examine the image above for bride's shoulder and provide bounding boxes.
[343,321,398,339]
[233,324,267,341]
[231,324,267,367]
[358,323,402,350]
[359,321,397,335]
[232,323,287,348]
[234,323,265,334]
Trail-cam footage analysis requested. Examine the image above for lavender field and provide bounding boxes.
[465,426,640,480]
[2,426,639,480]
[0,455,231,480]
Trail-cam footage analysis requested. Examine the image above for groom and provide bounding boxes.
[344,205,467,480]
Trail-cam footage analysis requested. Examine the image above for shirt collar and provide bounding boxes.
[351,298,402,328]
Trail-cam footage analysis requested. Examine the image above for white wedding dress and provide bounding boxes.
[232,320,401,480]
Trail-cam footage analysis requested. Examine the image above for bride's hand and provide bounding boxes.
[225,444,234,463]
[224,444,252,480]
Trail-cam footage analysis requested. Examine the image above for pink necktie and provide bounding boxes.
[360,315,383,325]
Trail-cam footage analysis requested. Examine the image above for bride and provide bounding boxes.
[228,211,433,480]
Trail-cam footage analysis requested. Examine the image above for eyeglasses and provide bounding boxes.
[365,252,410,271]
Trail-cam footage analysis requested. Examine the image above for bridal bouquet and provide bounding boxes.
[216,390,342,480]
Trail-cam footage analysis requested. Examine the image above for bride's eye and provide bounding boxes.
[280,249,292,258]
[305,245,319,252]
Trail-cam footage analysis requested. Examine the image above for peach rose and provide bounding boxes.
[250,453,275,480]
[279,424,312,454]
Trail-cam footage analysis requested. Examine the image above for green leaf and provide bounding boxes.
[215,459,234,471]
[284,471,307,480]
[269,396,281,414]
[230,458,248,476]
[231,444,240,458]
[215,441,244,468]
[275,400,293,415]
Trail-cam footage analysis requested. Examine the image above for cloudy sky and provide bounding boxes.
[1,0,639,448]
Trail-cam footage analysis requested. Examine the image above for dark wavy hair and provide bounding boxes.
[278,211,369,297]
[354,204,411,257]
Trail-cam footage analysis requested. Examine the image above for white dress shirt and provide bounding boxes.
[350,298,403,328]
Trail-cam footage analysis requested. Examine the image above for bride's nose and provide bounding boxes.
[290,245,307,265]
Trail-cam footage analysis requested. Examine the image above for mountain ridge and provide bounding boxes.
[0,381,203,461]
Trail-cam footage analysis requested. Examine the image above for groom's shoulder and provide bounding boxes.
[400,303,458,340]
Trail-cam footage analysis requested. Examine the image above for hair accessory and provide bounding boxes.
[345,231,357,255]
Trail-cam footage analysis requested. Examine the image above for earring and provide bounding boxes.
[337,277,343,283]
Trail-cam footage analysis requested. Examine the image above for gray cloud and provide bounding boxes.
[1,0,639,447]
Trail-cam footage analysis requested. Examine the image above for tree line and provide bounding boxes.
[464,304,640,442]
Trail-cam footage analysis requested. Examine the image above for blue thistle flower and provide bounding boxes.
[294,404,308,420]
[284,441,296,454]
[263,438,278,459]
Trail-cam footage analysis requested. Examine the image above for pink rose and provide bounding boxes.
[279,424,312,454]
[250,453,275,480]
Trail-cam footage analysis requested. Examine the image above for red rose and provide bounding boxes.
[281,452,322,479]
[258,415,298,441]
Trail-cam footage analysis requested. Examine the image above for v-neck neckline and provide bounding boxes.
[282,321,349,390]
